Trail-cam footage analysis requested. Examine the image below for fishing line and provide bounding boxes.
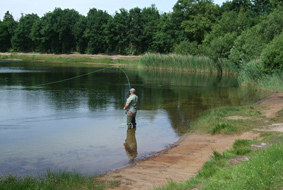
[31,67,109,87]
[1,66,133,124]
[117,67,131,89]
[28,67,131,89]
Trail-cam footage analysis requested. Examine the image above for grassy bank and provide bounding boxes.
[0,54,113,64]
[0,53,139,65]
[158,137,283,190]
[0,170,119,190]
[238,60,283,92]
[157,104,283,190]
[139,53,239,74]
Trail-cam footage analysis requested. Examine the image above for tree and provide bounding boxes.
[85,8,111,54]
[261,31,283,73]
[30,8,80,53]
[140,5,160,53]
[174,0,219,43]
[229,7,283,64]
[104,8,130,54]
[12,14,39,52]
[0,11,18,52]
[128,7,143,54]
[73,15,87,53]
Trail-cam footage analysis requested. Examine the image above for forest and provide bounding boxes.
[0,0,283,74]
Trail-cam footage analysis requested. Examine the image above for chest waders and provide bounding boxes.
[127,111,136,129]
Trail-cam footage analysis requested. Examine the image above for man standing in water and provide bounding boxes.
[124,88,138,129]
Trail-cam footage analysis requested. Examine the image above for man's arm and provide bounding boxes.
[124,103,129,110]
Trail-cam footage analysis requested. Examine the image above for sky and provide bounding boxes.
[1,0,227,21]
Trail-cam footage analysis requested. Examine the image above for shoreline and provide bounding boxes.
[102,92,283,190]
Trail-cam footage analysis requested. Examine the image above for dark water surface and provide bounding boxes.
[0,61,268,176]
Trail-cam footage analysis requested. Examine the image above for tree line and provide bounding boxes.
[0,0,283,70]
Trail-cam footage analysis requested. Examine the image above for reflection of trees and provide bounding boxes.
[1,63,269,135]
[138,70,268,134]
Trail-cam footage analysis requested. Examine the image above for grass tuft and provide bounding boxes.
[211,123,235,134]
[0,170,119,190]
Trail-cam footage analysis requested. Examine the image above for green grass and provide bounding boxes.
[0,170,119,190]
[157,102,283,190]
[202,141,283,190]
[9,55,112,63]
[238,60,283,92]
[0,54,113,64]
[211,123,236,135]
[276,109,283,117]
[157,137,283,190]
[139,53,239,74]
[190,105,268,134]
[113,59,139,64]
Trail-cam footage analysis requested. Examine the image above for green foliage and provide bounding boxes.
[0,11,17,52]
[175,0,219,43]
[276,109,283,117]
[238,59,283,91]
[139,53,220,73]
[30,8,81,53]
[11,14,40,52]
[207,32,238,61]
[211,123,236,134]
[86,8,111,54]
[229,7,283,64]
[229,26,265,64]
[261,32,283,73]
[174,40,199,55]
[73,15,88,54]
[0,0,283,78]
[202,142,283,190]
[231,139,253,155]
[0,170,119,190]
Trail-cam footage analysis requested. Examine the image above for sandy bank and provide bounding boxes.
[103,92,283,190]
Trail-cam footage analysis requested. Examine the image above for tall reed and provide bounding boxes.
[139,53,238,74]
[238,60,283,92]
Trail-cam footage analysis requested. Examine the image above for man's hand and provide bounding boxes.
[124,104,129,110]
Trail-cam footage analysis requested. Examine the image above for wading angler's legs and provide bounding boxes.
[126,111,136,128]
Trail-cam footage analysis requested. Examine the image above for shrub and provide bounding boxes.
[174,40,199,56]
[261,31,283,73]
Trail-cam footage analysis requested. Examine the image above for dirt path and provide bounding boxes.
[102,92,283,190]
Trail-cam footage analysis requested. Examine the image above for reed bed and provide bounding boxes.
[139,53,238,74]
[238,60,283,92]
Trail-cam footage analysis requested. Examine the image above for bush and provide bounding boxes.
[208,32,237,61]
[174,40,199,56]
[229,26,264,64]
[229,8,283,64]
[261,31,283,73]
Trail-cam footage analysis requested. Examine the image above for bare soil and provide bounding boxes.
[103,92,283,190]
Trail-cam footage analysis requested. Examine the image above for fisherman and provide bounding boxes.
[123,88,138,128]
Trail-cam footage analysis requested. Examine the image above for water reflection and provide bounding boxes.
[124,128,138,164]
[0,62,270,176]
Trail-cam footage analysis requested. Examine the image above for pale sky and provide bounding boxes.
[0,0,227,21]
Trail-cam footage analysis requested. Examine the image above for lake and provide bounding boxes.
[0,61,268,176]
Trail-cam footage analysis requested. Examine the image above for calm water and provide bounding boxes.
[0,61,268,176]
